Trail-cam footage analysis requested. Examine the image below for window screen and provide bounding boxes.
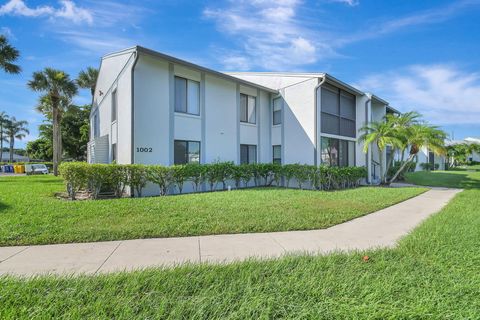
[111,90,117,122]
[273,145,281,164]
[175,76,199,115]
[240,144,257,164]
[273,98,282,125]
[174,140,200,164]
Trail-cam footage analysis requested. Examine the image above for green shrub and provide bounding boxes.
[59,162,367,200]
[171,165,187,194]
[126,164,147,197]
[59,162,88,200]
[146,165,173,196]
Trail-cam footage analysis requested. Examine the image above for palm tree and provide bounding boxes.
[4,117,29,162]
[0,35,21,74]
[389,124,447,184]
[77,67,99,99]
[28,68,78,175]
[359,121,402,184]
[386,111,421,164]
[0,111,8,161]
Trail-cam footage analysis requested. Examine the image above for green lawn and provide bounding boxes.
[0,175,425,246]
[1,173,479,318]
[406,169,480,188]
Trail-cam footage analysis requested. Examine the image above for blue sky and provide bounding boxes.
[1,0,480,147]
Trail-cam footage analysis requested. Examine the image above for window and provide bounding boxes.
[174,140,200,164]
[174,76,200,115]
[240,94,256,124]
[111,89,117,122]
[428,151,435,168]
[112,143,117,162]
[273,145,281,164]
[321,137,354,167]
[320,84,356,138]
[240,144,257,164]
[92,113,99,138]
[273,98,282,125]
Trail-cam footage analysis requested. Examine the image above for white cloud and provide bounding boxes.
[329,0,359,6]
[205,0,479,71]
[204,0,319,70]
[1,26,15,39]
[57,31,134,55]
[0,0,93,24]
[356,65,480,125]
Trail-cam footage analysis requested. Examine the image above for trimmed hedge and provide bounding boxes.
[59,162,367,200]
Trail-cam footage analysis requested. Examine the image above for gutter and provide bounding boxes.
[313,76,327,166]
[364,96,372,184]
[130,51,139,165]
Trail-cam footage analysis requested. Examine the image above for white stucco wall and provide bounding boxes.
[282,79,317,165]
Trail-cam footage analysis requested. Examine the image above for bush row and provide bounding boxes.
[59,162,367,200]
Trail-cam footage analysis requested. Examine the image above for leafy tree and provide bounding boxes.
[28,68,78,175]
[3,117,29,162]
[0,35,20,74]
[27,105,90,161]
[77,67,99,98]
[0,111,8,160]
[359,121,402,184]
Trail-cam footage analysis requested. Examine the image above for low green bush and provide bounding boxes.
[59,162,367,199]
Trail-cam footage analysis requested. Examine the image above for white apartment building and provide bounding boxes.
[88,46,398,193]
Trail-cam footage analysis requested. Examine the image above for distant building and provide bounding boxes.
[0,152,30,163]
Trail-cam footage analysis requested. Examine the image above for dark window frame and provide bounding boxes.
[174,140,201,165]
[320,136,355,167]
[111,89,117,122]
[272,145,281,164]
[112,143,117,162]
[240,93,256,124]
[273,97,282,125]
[320,85,356,138]
[240,144,257,164]
[174,76,200,116]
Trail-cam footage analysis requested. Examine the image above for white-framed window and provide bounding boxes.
[240,94,256,124]
[320,84,356,138]
[111,89,117,122]
[273,98,282,125]
[272,145,281,164]
[240,144,257,164]
[174,76,200,115]
[174,140,200,164]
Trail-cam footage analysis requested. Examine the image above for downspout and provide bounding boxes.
[314,76,327,166]
[365,96,372,184]
[130,51,139,165]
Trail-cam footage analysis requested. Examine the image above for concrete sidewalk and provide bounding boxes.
[0,188,461,277]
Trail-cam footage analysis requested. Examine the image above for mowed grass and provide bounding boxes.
[406,169,480,188]
[1,175,479,318]
[0,175,425,246]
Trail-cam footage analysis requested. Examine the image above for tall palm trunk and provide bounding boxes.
[52,99,62,176]
[8,134,14,163]
[378,147,385,184]
[0,122,3,161]
[389,153,416,184]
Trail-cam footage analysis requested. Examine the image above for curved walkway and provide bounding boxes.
[0,188,461,277]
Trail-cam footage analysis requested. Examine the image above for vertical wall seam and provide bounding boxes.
[168,63,175,166]
[257,88,261,163]
[236,84,241,164]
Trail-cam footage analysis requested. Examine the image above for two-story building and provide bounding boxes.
[88,46,397,194]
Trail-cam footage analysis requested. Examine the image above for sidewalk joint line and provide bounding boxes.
[198,237,202,263]
[0,246,30,264]
[94,241,122,274]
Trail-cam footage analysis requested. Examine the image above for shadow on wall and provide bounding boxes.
[283,99,316,165]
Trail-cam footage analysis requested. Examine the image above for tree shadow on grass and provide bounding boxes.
[0,201,10,212]
[406,171,480,189]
